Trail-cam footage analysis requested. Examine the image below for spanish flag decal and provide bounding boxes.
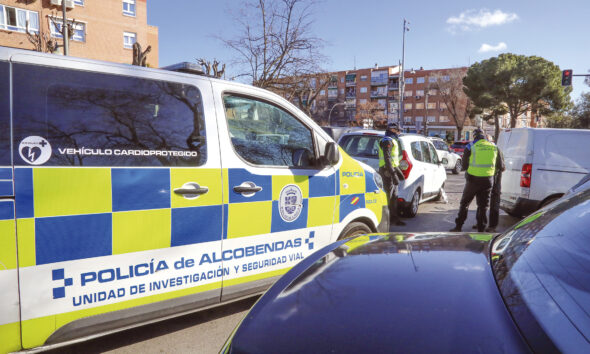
[351,196,360,205]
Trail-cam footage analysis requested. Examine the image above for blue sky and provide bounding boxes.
[148,0,590,100]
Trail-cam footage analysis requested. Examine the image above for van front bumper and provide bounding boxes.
[500,197,539,217]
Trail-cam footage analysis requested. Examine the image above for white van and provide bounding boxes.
[0,47,388,352]
[497,128,590,217]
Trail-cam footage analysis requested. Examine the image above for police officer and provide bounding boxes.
[450,129,504,232]
[472,136,505,232]
[379,122,406,226]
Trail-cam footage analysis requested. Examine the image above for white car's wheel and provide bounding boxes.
[452,159,461,174]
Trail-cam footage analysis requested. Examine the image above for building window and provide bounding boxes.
[428,76,437,83]
[360,87,367,93]
[404,103,412,110]
[0,5,39,33]
[415,116,423,122]
[74,0,85,5]
[415,103,424,109]
[50,18,86,42]
[405,78,413,84]
[417,77,425,84]
[428,89,437,96]
[404,90,413,97]
[443,75,450,81]
[340,77,344,83]
[123,32,136,49]
[359,99,367,104]
[360,75,367,82]
[320,90,325,95]
[427,102,436,109]
[123,0,136,17]
[427,116,436,123]
[439,102,447,110]
[440,115,449,122]
[416,90,424,96]
[404,116,412,123]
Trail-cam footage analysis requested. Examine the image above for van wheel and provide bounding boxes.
[452,159,461,174]
[404,189,421,218]
[434,187,443,201]
[338,222,372,240]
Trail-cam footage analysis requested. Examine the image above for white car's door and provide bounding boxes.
[426,142,447,191]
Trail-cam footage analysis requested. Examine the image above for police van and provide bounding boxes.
[0,47,389,352]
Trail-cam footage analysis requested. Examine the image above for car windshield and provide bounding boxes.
[338,135,382,158]
[491,188,590,352]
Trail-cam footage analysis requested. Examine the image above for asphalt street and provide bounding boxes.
[48,171,523,354]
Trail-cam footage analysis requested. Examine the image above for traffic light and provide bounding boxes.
[562,69,573,86]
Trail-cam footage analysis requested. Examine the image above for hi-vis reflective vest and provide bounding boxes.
[378,136,400,168]
[467,139,497,177]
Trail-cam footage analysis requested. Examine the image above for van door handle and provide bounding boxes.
[233,182,263,196]
[174,182,209,199]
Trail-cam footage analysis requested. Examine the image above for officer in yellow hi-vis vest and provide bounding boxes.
[450,128,504,232]
[379,122,406,226]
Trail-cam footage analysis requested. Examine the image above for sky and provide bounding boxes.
[148,0,590,101]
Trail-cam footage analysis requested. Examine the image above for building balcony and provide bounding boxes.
[370,91,387,98]
[370,79,388,86]
[345,80,356,86]
[327,95,338,101]
[345,93,356,99]
[388,84,399,90]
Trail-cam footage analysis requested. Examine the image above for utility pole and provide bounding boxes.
[398,19,409,128]
[423,92,429,136]
[61,0,69,55]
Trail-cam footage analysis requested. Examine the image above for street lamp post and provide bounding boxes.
[398,19,410,128]
[328,102,346,126]
[61,0,69,55]
[423,92,429,136]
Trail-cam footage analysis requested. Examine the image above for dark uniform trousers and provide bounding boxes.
[456,173,493,230]
[488,172,502,228]
[379,167,401,223]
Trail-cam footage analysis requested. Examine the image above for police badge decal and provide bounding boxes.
[279,184,303,222]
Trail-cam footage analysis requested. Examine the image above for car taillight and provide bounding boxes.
[520,163,532,187]
[399,150,412,179]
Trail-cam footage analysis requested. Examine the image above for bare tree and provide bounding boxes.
[132,42,151,67]
[430,70,473,139]
[196,58,226,78]
[356,101,385,128]
[26,19,59,53]
[221,0,327,89]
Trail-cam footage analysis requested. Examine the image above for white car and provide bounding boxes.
[338,130,447,217]
[429,137,462,174]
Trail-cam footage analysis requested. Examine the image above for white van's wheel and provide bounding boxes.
[338,222,372,240]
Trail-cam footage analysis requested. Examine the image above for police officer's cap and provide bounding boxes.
[387,122,400,130]
[474,128,485,138]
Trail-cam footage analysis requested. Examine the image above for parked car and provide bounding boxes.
[222,187,590,353]
[428,137,462,174]
[321,126,362,143]
[450,140,470,156]
[338,131,447,217]
[497,127,590,217]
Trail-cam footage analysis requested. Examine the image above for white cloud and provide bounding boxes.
[478,42,508,53]
[447,9,518,32]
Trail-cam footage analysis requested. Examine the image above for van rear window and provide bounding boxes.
[12,64,206,167]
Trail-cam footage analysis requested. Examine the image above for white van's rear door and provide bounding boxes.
[499,129,532,205]
[0,60,22,353]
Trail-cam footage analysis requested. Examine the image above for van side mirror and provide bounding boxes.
[324,142,340,166]
[441,158,448,165]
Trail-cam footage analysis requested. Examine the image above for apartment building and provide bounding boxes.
[305,65,475,140]
[0,0,158,67]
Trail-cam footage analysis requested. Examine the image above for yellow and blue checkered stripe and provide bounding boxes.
[0,167,13,197]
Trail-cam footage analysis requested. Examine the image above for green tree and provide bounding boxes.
[544,112,574,128]
[571,92,590,129]
[463,53,571,128]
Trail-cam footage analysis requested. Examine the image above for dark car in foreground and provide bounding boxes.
[223,188,590,353]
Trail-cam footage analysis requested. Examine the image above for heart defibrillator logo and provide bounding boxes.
[19,136,52,165]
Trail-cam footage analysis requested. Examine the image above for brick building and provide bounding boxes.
[300,65,477,141]
[0,0,158,67]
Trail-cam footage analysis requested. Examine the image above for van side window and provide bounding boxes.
[223,95,315,167]
[12,63,206,167]
[0,62,9,166]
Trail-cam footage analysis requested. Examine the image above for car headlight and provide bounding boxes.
[374,172,384,192]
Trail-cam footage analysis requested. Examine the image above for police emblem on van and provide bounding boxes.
[279,184,303,222]
[19,136,52,165]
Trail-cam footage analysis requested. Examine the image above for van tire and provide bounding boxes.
[404,188,421,218]
[452,159,461,174]
[338,222,372,240]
